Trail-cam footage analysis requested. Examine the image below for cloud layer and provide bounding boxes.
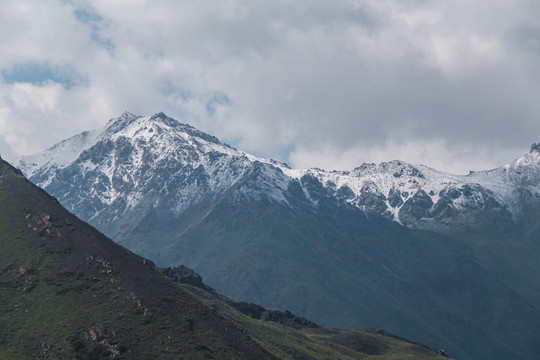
[1,0,539,173]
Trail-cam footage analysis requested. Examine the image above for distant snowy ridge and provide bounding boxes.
[283,150,540,223]
[17,112,540,229]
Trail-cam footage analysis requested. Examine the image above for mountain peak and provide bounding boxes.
[114,111,140,123]
[530,142,540,153]
[102,113,227,148]
[105,111,142,133]
[105,111,184,136]
[150,112,168,120]
[147,112,186,129]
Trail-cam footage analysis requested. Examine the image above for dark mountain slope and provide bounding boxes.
[162,265,319,329]
[0,158,450,360]
[147,186,540,360]
[0,159,279,359]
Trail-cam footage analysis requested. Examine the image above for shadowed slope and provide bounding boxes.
[0,159,278,359]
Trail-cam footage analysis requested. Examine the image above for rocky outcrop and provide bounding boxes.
[162,265,318,330]
[162,265,215,293]
[228,302,318,329]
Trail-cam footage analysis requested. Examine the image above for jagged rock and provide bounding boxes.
[162,265,215,293]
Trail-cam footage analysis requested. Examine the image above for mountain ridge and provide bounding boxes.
[13,112,540,360]
[0,155,452,359]
[17,111,539,232]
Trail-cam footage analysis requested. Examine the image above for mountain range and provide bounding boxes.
[0,156,451,359]
[16,112,540,359]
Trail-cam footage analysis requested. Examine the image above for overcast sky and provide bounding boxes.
[1,0,539,174]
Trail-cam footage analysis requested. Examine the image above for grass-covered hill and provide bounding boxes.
[0,157,449,359]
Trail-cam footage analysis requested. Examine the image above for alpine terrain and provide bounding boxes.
[0,156,451,359]
[17,112,540,360]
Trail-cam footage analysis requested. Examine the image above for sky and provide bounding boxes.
[1,0,540,174]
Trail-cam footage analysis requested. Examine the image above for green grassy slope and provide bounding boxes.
[183,284,451,360]
[0,162,278,359]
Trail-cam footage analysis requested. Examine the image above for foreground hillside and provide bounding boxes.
[0,158,449,359]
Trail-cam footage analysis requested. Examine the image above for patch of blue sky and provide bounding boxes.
[206,93,232,116]
[161,81,192,100]
[222,138,242,152]
[277,144,295,166]
[74,8,102,24]
[2,63,82,89]
[74,7,114,52]
[90,33,114,51]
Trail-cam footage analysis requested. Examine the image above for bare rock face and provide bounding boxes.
[398,189,434,224]
[162,265,215,293]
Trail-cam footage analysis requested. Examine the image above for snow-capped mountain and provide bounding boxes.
[18,112,295,236]
[284,149,540,231]
[15,112,540,360]
[18,112,539,235]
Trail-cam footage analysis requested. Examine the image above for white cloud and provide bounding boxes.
[288,139,524,175]
[0,0,539,174]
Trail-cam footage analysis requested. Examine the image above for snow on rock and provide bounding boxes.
[16,112,540,231]
[17,112,295,228]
